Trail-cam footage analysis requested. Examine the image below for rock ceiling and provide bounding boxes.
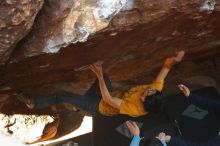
[0,0,219,95]
[0,0,219,144]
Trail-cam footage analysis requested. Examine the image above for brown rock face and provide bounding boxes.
[0,0,44,64]
[10,0,127,61]
[0,0,220,143]
[0,0,219,94]
[0,113,55,143]
[0,94,84,144]
[0,94,57,144]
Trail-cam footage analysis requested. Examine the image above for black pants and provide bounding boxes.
[31,73,113,115]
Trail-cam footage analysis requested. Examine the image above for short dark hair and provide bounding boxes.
[143,91,164,113]
[141,137,163,146]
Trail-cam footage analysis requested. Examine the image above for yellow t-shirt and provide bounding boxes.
[98,80,164,117]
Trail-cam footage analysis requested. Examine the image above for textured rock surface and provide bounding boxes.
[0,0,218,93]
[0,94,84,144]
[0,94,58,144]
[0,0,44,64]
[10,0,127,61]
[0,113,55,143]
[0,0,220,144]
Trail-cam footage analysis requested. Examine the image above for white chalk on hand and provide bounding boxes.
[178,84,184,89]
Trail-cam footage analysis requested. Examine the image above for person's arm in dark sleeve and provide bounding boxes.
[170,136,197,146]
[189,94,220,116]
[170,136,220,146]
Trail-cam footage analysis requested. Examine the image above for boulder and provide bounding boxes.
[0,0,44,64]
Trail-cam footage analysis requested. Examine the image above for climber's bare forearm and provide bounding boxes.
[155,65,170,82]
[98,76,121,109]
